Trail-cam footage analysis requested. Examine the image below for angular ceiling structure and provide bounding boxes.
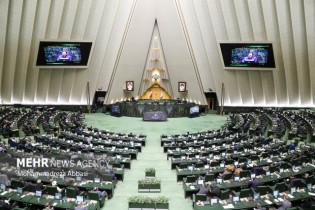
[138,20,173,98]
[0,0,314,107]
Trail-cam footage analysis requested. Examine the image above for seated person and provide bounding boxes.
[255,202,266,210]
[43,203,53,210]
[36,179,45,191]
[218,168,229,179]
[242,51,258,63]
[276,195,292,210]
[288,141,296,150]
[0,143,5,153]
[198,183,209,195]
[225,165,234,171]
[108,170,116,181]
[74,202,88,210]
[57,51,72,61]
[18,138,27,146]
[92,187,107,198]
[0,198,11,210]
[51,180,62,192]
[234,166,243,176]
[233,143,240,151]
[284,176,295,188]
[73,183,81,195]
[252,165,266,176]
[248,178,261,190]
[209,184,221,198]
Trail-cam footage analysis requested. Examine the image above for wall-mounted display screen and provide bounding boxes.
[36,41,93,68]
[189,106,199,114]
[219,42,276,69]
[111,105,121,114]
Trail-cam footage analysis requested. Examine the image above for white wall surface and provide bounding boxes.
[0,0,314,107]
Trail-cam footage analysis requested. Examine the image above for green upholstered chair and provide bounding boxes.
[239,170,250,178]
[254,186,272,196]
[210,161,220,167]
[223,173,233,180]
[279,162,291,169]
[224,159,234,165]
[205,174,215,182]
[274,182,288,193]
[193,194,207,202]
[101,174,114,182]
[306,175,315,184]
[238,157,247,164]
[250,155,259,161]
[186,175,197,183]
[87,191,105,207]
[65,187,80,198]
[195,162,205,168]
[42,186,62,196]
[112,162,122,168]
[239,188,253,198]
[269,165,278,173]
[220,189,230,200]
[10,179,24,189]
[122,153,130,158]
[178,163,189,169]
[23,183,37,193]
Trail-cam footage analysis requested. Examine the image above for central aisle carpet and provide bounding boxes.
[84,113,227,210]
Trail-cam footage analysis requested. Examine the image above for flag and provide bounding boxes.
[149,90,153,99]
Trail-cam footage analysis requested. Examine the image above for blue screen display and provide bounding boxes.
[111,105,120,114]
[220,43,275,68]
[190,106,199,114]
[36,41,92,66]
[44,45,82,63]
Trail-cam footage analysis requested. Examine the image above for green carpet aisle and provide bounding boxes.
[83,113,227,210]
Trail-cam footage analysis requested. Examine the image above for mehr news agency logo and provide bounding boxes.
[15,157,110,177]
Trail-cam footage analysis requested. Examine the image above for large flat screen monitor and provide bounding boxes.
[190,106,199,114]
[36,40,93,68]
[219,42,276,70]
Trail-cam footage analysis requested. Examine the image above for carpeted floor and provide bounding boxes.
[83,113,227,210]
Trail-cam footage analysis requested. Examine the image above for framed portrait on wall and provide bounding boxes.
[126,81,134,91]
[178,82,186,92]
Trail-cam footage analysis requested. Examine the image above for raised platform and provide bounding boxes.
[107,100,207,118]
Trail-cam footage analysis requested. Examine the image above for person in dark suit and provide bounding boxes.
[36,179,44,191]
[248,178,261,190]
[255,202,266,210]
[198,183,209,195]
[209,184,221,198]
[92,187,107,198]
[288,141,296,150]
[285,176,296,188]
[108,170,116,181]
[57,51,72,61]
[0,199,11,210]
[252,165,266,176]
[276,195,292,210]
[73,183,81,195]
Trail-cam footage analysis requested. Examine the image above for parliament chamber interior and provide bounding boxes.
[0,0,315,210]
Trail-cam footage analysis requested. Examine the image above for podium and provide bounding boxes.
[143,111,167,121]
